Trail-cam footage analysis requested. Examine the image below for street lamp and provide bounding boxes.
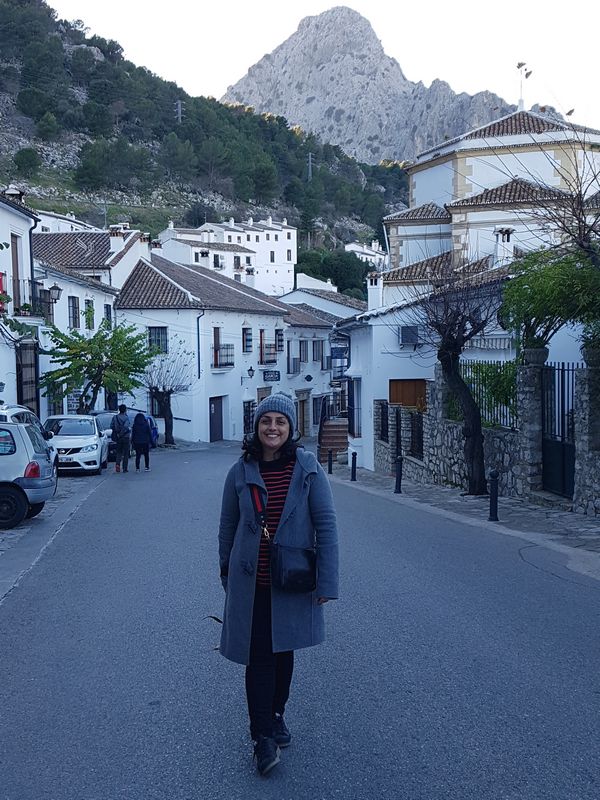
[48,283,63,303]
[241,366,255,386]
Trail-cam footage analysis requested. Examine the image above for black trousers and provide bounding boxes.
[134,443,150,469]
[245,585,294,740]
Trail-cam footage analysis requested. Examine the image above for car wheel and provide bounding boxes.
[0,487,28,529]
[26,502,45,519]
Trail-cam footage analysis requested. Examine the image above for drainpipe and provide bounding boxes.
[196,311,204,378]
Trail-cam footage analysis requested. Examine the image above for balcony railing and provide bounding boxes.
[211,343,235,368]
[260,343,278,365]
[287,357,300,375]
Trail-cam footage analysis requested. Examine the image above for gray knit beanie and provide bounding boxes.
[253,391,297,433]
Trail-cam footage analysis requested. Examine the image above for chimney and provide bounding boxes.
[2,184,25,204]
[229,217,235,227]
[168,220,174,229]
[367,272,384,310]
[109,225,125,253]
[282,218,287,226]
[151,240,162,250]
[267,216,272,226]
[247,216,253,226]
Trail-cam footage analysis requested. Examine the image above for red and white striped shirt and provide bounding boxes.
[256,455,296,586]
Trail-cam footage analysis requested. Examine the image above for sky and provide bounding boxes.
[47,0,600,131]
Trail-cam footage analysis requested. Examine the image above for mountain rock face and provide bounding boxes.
[222,6,515,163]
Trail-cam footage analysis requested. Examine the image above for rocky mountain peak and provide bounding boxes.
[222,6,514,163]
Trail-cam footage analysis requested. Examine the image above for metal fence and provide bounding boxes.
[459,359,518,429]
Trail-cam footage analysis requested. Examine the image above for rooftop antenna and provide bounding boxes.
[516,62,532,111]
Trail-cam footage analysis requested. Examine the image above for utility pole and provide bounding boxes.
[174,99,185,124]
[307,152,314,181]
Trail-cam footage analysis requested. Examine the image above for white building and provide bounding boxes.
[342,110,600,469]
[36,209,102,234]
[118,254,333,443]
[159,216,297,296]
[0,188,41,413]
[345,240,387,271]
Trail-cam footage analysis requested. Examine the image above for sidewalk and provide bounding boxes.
[328,460,600,556]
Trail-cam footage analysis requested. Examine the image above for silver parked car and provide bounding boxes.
[0,421,58,529]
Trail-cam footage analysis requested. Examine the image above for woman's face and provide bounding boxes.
[257,412,290,460]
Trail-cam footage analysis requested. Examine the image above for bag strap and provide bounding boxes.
[250,485,270,540]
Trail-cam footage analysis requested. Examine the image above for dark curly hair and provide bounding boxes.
[242,430,303,462]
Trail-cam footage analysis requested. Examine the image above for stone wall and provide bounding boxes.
[376,362,598,514]
[573,368,600,516]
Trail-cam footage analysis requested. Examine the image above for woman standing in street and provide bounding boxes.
[131,412,152,472]
[218,392,339,776]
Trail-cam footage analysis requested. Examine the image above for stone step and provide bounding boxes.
[528,490,573,512]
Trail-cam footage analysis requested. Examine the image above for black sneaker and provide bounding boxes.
[253,735,280,776]
[273,714,291,747]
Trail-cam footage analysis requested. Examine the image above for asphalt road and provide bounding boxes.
[1,443,599,800]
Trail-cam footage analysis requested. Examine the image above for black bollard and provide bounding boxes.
[488,469,499,521]
[394,455,403,494]
[351,451,357,481]
[327,448,333,474]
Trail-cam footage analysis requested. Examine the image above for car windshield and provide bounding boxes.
[45,418,95,436]
[94,413,115,430]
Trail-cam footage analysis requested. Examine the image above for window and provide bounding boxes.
[287,250,292,261]
[237,236,241,243]
[246,234,251,241]
[194,252,200,263]
[234,256,241,268]
[299,340,309,362]
[104,304,112,327]
[275,329,284,352]
[255,235,259,242]
[246,256,251,265]
[242,327,253,353]
[68,296,80,328]
[312,340,324,361]
[312,397,322,425]
[275,234,279,241]
[234,274,241,282]
[84,299,94,329]
[287,232,291,240]
[266,234,270,241]
[0,272,6,312]
[227,235,232,242]
[213,254,220,269]
[270,251,275,263]
[148,326,168,353]
[150,395,162,417]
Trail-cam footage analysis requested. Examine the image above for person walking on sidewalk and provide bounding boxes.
[218,392,339,777]
[131,412,152,472]
[110,405,131,474]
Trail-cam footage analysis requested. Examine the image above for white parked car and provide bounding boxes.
[0,403,58,470]
[43,415,109,475]
[0,421,58,529]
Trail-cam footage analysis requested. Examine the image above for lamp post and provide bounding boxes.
[241,366,255,386]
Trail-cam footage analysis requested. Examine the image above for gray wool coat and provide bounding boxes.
[218,448,339,665]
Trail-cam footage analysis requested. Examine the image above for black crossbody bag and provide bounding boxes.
[250,484,316,593]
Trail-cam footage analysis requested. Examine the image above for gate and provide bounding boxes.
[541,363,576,498]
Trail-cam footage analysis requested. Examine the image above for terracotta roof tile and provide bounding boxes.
[384,251,492,283]
[289,303,340,325]
[116,255,290,316]
[176,238,255,253]
[33,232,112,268]
[295,288,367,311]
[447,178,564,208]
[282,305,332,329]
[384,202,451,223]
[418,111,600,159]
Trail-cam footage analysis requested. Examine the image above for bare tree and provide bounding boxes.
[402,262,505,495]
[137,335,193,445]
